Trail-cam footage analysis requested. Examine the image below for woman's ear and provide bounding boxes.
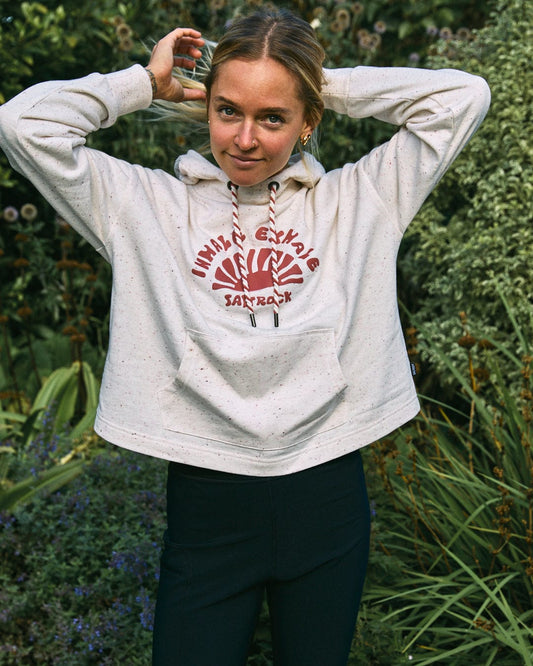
[300,123,315,146]
[300,119,315,144]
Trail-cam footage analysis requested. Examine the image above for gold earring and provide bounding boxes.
[301,133,312,146]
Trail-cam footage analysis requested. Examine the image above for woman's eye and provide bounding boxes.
[218,107,235,118]
[266,114,283,125]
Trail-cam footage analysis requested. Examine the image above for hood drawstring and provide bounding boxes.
[228,181,280,328]
[228,182,256,327]
[268,181,280,327]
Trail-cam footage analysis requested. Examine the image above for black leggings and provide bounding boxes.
[152,450,370,666]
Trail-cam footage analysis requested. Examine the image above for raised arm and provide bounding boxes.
[321,66,491,231]
[0,29,205,254]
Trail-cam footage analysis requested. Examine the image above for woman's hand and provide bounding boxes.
[146,28,206,103]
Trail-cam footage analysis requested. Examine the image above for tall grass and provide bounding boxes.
[365,297,532,664]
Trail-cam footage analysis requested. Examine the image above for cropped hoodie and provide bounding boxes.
[0,64,490,475]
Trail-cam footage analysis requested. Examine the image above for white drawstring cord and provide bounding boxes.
[268,182,280,327]
[228,182,256,327]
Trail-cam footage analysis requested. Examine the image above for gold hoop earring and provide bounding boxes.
[301,134,312,147]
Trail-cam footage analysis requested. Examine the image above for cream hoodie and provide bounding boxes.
[0,64,490,475]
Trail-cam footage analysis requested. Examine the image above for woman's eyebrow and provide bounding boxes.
[213,95,293,116]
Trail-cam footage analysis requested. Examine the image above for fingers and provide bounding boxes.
[147,28,205,102]
[166,28,205,65]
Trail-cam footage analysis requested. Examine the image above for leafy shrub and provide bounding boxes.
[398,0,533,397]
[0,445,167,665]
[1,203,109,409]
[365,299,533,664]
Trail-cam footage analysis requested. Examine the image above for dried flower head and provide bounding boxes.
[458,334,476,349]
[456,27,471,41]
[119,38,134,52]
[2,206,19,222]
[20,203,38,221]
[115,23,132,39]
[335,8,351,30]
[13,257,30,268]
[368,33,382,49]
[17,305,33,319]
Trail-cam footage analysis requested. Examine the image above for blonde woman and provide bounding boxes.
[0,8,490,665]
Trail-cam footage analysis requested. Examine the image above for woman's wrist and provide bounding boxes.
[145,67,158,98]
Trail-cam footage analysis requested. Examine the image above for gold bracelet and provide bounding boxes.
[145,67,158,98]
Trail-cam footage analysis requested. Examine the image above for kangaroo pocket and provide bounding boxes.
[157,328,349,451]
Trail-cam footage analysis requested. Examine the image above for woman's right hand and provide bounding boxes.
[146,28,206,103]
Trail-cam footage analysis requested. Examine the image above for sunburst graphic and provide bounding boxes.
[212,248,303,292]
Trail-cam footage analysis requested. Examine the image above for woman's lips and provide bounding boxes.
[228,153,262,167]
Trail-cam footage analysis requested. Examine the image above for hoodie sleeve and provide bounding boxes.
[0,65,153,256]
[321,66,490,232]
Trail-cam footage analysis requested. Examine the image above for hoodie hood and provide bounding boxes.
[174,149,325,192]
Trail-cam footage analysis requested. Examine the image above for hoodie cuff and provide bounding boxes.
[102,64,154,122]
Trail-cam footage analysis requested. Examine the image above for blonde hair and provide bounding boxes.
[152,8,325,154]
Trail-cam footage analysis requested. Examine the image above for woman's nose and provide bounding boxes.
[234,122,257,151]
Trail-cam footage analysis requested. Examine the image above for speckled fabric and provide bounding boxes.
[0,64,490,475]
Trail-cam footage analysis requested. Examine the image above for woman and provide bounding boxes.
[0,8,490,665]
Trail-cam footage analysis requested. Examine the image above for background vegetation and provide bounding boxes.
[1,0,532,663]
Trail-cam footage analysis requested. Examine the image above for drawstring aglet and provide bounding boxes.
[273,312,279,327]
[250,313,257,327]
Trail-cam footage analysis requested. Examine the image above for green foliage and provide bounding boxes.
[1,202,108,413]
[0,447,167,664]
[0,359,100,513]
[0,458,84,513]
[399,0,533,395]
[366,299,533,664]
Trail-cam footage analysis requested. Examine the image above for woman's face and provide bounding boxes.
[208,57,313,188]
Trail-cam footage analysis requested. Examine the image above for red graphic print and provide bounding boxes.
[213,248,303,292]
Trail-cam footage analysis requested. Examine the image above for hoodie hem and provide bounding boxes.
[94,394,420,476]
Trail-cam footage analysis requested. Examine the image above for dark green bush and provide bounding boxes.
[398,0,533,397]
[0,446,167,664]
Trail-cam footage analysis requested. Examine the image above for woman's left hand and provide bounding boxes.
[146,28,206,103]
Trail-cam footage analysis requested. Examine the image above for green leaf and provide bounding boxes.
[0,460,85,512]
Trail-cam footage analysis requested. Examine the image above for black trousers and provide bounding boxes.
[152,450,370,666]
